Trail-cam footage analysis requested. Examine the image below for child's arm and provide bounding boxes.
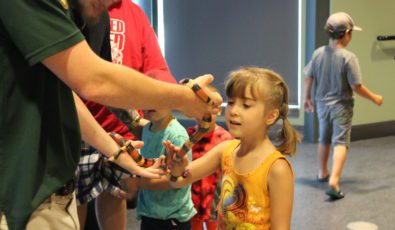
[121,141,229,190]
[304,77,314,112]
[268,159,294,230]
[121,176,173,192]
[351,84,383,106]
[116,175,172,199]
[118,155,174,194]
[169,140,230,188]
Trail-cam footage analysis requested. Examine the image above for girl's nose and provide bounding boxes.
[227,105,239,116]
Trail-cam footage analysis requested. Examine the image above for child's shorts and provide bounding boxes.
[316,102,354,148]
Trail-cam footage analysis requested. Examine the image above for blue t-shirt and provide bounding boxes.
[304,46,363,105]
[136,119,196,221]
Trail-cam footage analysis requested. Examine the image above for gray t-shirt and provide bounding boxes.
[304,46,362,105]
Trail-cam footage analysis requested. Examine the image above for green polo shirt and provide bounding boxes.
[0,1,84,229]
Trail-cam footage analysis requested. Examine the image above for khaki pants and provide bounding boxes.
[0,192,80,230]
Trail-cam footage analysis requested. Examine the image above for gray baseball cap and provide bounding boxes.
[325,12,362,33]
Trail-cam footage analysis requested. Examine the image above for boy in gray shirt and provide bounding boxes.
[304,12,383,199]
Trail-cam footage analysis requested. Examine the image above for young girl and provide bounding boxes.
[167,67,301,229]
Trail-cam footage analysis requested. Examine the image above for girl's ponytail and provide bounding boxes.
[276,117,301,156]
[274,81,302,156]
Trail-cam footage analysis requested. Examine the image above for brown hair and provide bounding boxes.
[225,67,301,156]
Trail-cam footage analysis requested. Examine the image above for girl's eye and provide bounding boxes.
[243,104,251,108]
[227,101,234,105]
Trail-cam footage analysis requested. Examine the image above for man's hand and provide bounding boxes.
[110,140,166,179]
[178,74,223,118]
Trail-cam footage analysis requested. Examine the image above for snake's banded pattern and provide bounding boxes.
[109,78,214,168]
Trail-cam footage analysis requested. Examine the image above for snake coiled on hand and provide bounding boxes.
[108,79,214,173]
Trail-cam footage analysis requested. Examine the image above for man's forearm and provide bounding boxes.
[73,93,164,178]
[43,41,216,118]
[73,92,120,157]
[85,59,193,110]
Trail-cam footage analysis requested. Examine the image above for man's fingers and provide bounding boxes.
[194,74,214,87]
[193,74,223,107]
[131,140,144,149]
[208,91,223,109]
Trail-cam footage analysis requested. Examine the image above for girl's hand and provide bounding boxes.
[163,140,189,177]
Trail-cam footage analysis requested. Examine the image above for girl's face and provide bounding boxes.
[225,86,268,139]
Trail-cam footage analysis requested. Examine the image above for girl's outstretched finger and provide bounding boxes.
[163,140,179,158]
[163,140,173,157]
[151,156,167,175]
[155,155,166,166]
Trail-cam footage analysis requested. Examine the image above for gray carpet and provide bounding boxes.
[127,136,395,229]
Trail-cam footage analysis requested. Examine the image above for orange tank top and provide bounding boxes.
[217,140,293,230]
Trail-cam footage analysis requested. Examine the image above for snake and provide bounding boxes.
[108,78,214,176]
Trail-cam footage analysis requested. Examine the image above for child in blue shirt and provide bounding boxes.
[135,108,196,229]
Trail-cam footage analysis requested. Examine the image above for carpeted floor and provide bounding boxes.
[126,136,395,229]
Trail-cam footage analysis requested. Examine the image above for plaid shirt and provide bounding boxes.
[76,145,132,204]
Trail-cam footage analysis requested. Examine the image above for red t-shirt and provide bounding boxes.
[84,1,176,139]
[108,0,176,83]
[187,126,233,221]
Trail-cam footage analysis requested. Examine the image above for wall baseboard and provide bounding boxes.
[179,118,395,142]
[298,121,395,143]
[351,120,395,141]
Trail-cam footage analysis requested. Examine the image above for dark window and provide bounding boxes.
[161,0,300,105]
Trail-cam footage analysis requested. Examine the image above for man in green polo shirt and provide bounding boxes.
[0,0,221,229]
